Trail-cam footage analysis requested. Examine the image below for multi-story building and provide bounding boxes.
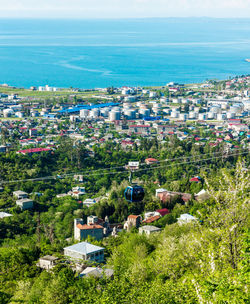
[74,218,104,241]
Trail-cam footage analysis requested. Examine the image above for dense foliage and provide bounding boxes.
[0,138,249,303]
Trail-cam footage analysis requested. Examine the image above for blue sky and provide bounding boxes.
[0,0,250,18]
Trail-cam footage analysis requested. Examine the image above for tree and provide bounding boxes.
[204,160,249,270]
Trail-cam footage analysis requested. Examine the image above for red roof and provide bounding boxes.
[17,148,51,154]
[190,177,200,182]
[156,208,169,216]
[129,125,150,128]
[145,158,159,163]
[121,140,134,145]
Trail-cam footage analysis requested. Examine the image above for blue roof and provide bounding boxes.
[59,102,120,114]
[64,242,104,254]
[143,116,161,121]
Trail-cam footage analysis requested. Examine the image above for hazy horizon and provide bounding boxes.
[0,0,250,19]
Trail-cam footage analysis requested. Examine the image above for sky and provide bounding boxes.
[0,0,250,18]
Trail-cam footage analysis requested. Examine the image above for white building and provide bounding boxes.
[177,214,197,225]
[16,198,33,210]
[64,242,104,262]
[37,256,58,270]
[0,212,13,219]
[139,225,161,235]
[83,199,96,207]
[13,190,28,199]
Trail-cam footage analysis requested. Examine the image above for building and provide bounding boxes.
[74,218,104,241]
[0,145,6,153]
[80,267,114,278]
[13,190,28,199]
[129,125,150,135]
[156,189,191,203]
[177,214,197,225]
[124,215,141,230]
[145,158,159,165]
[143,215,161,224]
[156,208,169,217]
[37,255,58,270]
[16,198,33,210]
[139,225,161,235]
[0,212,13,219]
[83,199,96,207]
[195,189,210,202]
[189,176,202,183]
[29,128,38,137]
[16,148,51,155]
[64,242,105,262]
[69,186,86,198]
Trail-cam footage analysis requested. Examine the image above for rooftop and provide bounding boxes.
[77,224,103,230]
[64,242,104,255]
[140,225,161,232]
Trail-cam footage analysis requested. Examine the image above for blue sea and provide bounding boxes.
[0,18,250,88]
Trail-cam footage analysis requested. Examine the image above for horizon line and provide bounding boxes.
[1,16,250,20]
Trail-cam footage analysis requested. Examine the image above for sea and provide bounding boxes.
[0,18,250,89]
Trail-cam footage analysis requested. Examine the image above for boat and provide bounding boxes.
[245,59,250,62]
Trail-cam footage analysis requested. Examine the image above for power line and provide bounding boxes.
[15,147,246,181]
[1,149,248,184]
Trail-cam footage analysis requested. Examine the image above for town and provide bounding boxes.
[0,76,249,302]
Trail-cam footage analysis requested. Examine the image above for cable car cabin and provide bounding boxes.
[124,185,144,202]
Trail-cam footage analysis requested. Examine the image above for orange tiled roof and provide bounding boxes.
[128,215,140,219]
[143,215,161,224]
[77,224,103,230]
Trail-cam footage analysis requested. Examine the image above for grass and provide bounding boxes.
[0,86,109,99]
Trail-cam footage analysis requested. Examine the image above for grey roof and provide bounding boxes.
[40,255,58,261]
[13,190,27,195]
[64,242,104,255]
[140,225,161,231]
[16,198,33,203]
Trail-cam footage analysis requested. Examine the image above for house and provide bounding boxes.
[145,158,159,165]
[74,175,84,183]
[79,267,114,278]
[16,148,51,155]
[144,211,161,220]
[37,255,58,270]
[29,128,38,137]
[190,176,202,183]
[69,186,86,198]
[143,215,161,224]
[121,140,134,149]
[139,225,161,235]
[0,212,13,219]
[129,125,150,135]
[177,214,197,225]
[74,218,104,241]
[195,189,210,201]
[13,190,28,199]
[124,215,141,230]
[16,198,33,210]
[156,189,192,203]
[0,145,6,153]
[83,199,96,207]
[125,161,139,171]
[156,208,169,217]
[64,242,105,262]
